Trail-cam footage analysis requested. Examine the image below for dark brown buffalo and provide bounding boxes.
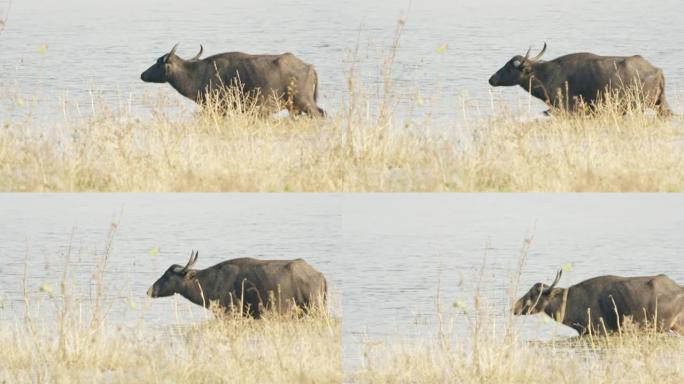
[489,43,673,116]
[514,270,684,335]
[141,44,325,117]
[147,251,327,317]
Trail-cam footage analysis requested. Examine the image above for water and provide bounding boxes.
[1,194,684,366]
[1,0,683,122]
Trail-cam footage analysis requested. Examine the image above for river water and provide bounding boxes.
[1,0,683,121]
[1,194,683,367]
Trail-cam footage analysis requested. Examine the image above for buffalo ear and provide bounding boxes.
[185,270,197,280]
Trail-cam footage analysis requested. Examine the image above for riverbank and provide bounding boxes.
[353,322,684,383]
[2,102,683,192]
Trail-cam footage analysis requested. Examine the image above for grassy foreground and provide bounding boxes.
[354,320,684,384]
[1,312,340,384]
[3,100,684,192]
[7,296,684,384]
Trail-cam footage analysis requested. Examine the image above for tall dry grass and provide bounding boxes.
[0,226,341,384]
[2,309,340,384]
[3,90,683,192]
[354,315,684,383]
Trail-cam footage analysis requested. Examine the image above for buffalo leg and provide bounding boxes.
[672,315,684,335]
[656,92,673,118]
[294,95,325,118]
[655,71,674,117]
[297,103,324,118]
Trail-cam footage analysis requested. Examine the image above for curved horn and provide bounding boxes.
[544,269,563,292]
[169,43,179,57]
[184,250,198,271]
[191,45,203,61]
[522,46,532,62]
[530,42,547,62]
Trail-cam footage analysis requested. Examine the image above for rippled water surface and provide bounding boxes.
[1,194,683,366]
[1,0,683,120]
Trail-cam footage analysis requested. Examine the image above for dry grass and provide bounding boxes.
[1,311,340,384]
[2,93,684,192]
[0,226,341,384]
[354,317,684,384]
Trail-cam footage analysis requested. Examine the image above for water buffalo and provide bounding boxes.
[147,251,327,318]
[140,44,326,118]
[488,43,673,116]
[514,270,684,335]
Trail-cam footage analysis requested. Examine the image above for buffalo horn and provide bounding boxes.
[191,45,203,61]
[522,46,532,63]
[544,269,563,292]
[530,42,547,61]
[184,250,198,271]
[169,43,179,57]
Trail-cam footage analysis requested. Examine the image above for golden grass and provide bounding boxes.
[354,318,684,384]
[1,311,340,384]
[2,94,683,192]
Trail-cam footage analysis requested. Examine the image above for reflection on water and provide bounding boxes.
[1,0,683,121]
[1,194,684,366]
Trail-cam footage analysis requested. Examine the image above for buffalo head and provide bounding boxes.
[140,43,203,83]
[147,250,199,298]
[488,43,547,87]
[513,269,562,315]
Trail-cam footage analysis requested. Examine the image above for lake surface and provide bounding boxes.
[1,194,684,367]
[1,0,683,121]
